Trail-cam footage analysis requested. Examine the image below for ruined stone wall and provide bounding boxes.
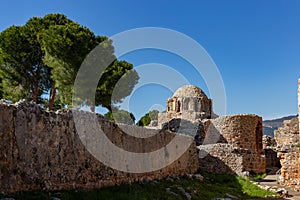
[198,114,265,175]
[198,144,243,175]
[0,102,199,194]
[198,144,265,176]
[203,115,263,153]
[274,117,299,147]
[274,116,300,190]
[278,149,300,190]
[242,151,266,174]
[262,135,277,149]
[264,148,281,169]
[298,78,300,136]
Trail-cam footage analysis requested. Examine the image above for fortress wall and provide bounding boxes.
[0,102,199,194]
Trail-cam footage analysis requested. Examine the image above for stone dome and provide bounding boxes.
[173,85,208,99]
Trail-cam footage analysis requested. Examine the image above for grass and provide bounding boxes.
[198,172,274,199]
[252,173,267,181]
[0,172,275,200]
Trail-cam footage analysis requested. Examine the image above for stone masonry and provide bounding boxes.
[0,101,199,194]
[0,84,268,193]
[158,85,212,126]
[274,117,299,147]
[274,117,300,190]
[271,79,300,191]
[199,115,265,175]
[277,150,300,189]
[157,85,266,176]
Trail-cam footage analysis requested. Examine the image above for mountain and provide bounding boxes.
[263,115,298,137]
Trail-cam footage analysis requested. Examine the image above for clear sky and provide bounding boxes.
[1,0,300,120]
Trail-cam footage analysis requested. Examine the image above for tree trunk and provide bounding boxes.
[90,101,95,112]
[49,82,56,111]
[33,87,39,103]
[32,72,39,103]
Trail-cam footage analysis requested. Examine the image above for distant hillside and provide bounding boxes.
[263,115,298,137]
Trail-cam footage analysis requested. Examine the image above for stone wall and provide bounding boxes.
[278,149,300,190]
[0,102,199,194]
[203,115,263,153]
[198,114,266,175]
[198,144,243,175]
[274,116,300,190]
[298,78,300,135]
[274,117,299,147]
[262,135,277,149]
[264,148,281,170]
[262,135,280,171]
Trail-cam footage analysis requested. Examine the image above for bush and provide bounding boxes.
[136,110,159,126]
[105,109,135,125]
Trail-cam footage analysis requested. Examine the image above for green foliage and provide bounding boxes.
[200,172,274,199]
[42,20,104,107]
[149,109,159,120]
[236,176,272,197]
[297,143,300,148]
[0,78,3,99]
[136,114,151,126]
[96,60,139,111]
[252,173,267,181]
[0,173,275,200]
[105,109,136,125]
[41,15,139,110]
[136,110,159,126]
[0,13,139,111]
[0,24,52,103]
[0,13,74,104]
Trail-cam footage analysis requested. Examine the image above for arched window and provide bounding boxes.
[177,101,181,112]
[183,98,189,111]
[189,100,195,111]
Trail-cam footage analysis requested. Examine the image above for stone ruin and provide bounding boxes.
[262,116,300,191]
[158,85,212,123]
[0,84,268,194]
[157,85,266,176]
[0,101,199,194]
[261,79,300,191]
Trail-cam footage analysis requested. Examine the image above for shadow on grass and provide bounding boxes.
[0,172,279,200]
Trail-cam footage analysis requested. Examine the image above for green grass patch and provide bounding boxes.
[237,176,272,198]
[252,173,267,181]
[0,173,276,200]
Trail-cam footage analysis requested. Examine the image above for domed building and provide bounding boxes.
[158,85,212,127]
[155,85,266,176]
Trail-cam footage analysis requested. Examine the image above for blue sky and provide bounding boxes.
[1,0,300,120]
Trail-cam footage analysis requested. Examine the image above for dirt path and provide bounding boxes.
[258,175,300,200]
